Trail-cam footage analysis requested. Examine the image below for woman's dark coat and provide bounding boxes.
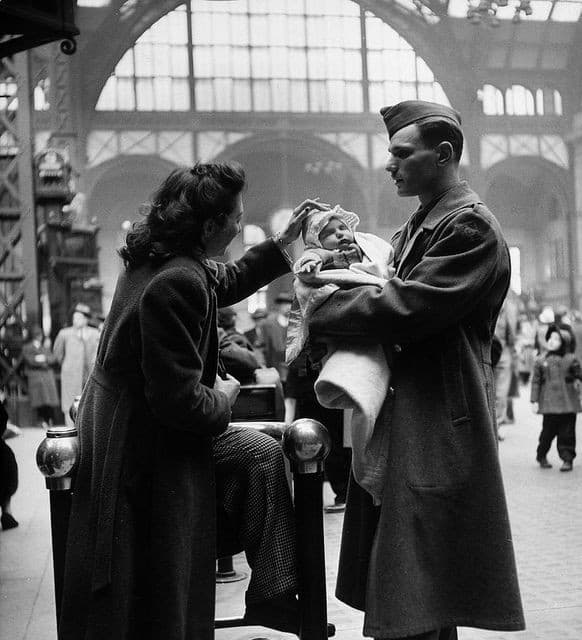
[22,342,59,408]
[309,182,525,638]
[58,240,289,640]
[530,352,582,413]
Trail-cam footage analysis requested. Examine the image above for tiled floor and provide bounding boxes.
[1,386,581,639]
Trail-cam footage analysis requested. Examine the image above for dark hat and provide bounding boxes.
[251,309,268,320]
[274,292,293,304]
[380,100,462,137]
[73,302,91,318]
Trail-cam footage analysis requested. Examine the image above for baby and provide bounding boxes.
[286,206,394,505]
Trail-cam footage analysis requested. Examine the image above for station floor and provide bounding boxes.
[1,386,581,640]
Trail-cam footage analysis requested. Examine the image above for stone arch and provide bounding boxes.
[84,154,179,311]
[484,156,573,302]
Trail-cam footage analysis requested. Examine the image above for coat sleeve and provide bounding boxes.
[530,359,543,402]
[213,239,290,307]
[308,209,506,345]
[52,331,65,365]
[139,267,230,436]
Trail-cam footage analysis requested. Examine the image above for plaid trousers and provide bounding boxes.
[213,425,298,603]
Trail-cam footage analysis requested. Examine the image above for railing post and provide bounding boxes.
[35,398,80,630]
[283,418,333,640]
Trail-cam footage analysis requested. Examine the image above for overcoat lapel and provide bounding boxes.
[394,182,482,279]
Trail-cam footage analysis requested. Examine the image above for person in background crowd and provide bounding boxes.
[535,305,555,356]
[22,326,59,428]
[516,311,537,384]
[58,161,329,640]
[261,292,293,390]
[531,325,581,472]
[0,388,19,530]
[244,308,268,366]
[494,298,517,440]
[53,303,100,427]
[217,307,262,385]
[306,100,524,640]
[554,304,576,353]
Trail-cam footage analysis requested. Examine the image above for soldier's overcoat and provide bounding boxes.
[309,182,525,639]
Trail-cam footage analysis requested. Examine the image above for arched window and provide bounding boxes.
[97,0,449,114]
[505,85,535,116]
[481,84,504,115]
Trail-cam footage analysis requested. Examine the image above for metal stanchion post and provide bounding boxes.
[283,418,334,640]
[35,398,80,630]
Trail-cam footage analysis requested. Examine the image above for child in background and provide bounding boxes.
[530,325,581,472]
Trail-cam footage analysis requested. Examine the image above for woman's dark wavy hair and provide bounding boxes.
[119,162,246,268]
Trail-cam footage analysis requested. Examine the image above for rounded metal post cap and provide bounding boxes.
[36,424,79,491]
[282,418,332,474]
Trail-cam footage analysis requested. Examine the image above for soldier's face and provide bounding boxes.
[385,123,438,198]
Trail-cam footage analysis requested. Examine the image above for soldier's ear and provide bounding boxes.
[435,141,454,166]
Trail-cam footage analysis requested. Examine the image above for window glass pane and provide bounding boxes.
[554,90,563,115]
[231,14,250,45]
[343,16,361,48]
[212,13,231,45]
[192,13,213,44]
[232,48,250,78]
[272,79,290,111]
[368,82,384,112]
[214,46,232,77]
[134,44,154,76]
[250,15,269,45]
[344,49,362,80]
[195,79,214,110]
[116,50,134,77]
[367,51,384,81]
[172,79,190,110]
[288,16,306,46]
[326,48,344,79]
[97,78,117,110]
[154,77,172,109]
[290,80,308,112]
[536,88,544,115]
[289,49,307,79]
[345,81,363,111]
[310,80,327,111]
[251,48,270,78]
[168,9,188,44]
[233,80,252,111]
[400,82,417,101]
[270,47,289,78]
[306,16,323,46]
[327,80,345,112]
[154,45,171,76]
[253,80,271,110]
[171,46,189,77]
[193,47,213,78]
[268,14,288,45]
[307,49,326,78]
[215,79,233,110]
[136,79,154,110]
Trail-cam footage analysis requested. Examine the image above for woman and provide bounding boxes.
[22,325,59,427]
[58,162,327,640]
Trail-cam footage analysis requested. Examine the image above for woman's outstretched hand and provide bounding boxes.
[277,198,330,246]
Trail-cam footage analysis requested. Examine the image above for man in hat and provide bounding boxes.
[244,308,269,366]
[53,303,100,426]
[307,100,524,640]
[261,292,293,389]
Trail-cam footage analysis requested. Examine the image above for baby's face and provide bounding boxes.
[318,217,355,250]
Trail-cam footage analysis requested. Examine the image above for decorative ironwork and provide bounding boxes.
[466,0,533,25]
